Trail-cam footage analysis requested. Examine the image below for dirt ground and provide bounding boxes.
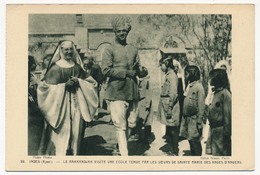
[82,109,210,156]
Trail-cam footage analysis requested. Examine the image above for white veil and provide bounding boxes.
[45,40,84,77]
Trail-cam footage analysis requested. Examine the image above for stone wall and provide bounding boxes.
[138,49,163,111]
[88,29,114,50]
[29,14,76,35]
[28,35,163,111]
[28,34,76,70]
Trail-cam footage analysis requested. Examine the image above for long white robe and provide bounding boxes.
[37,79,98,155]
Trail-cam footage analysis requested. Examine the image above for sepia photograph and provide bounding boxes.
[6,4,254,171]
[28,14,232,157]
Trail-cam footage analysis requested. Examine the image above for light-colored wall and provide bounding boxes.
[29,14,76,35]
[88,30,114,50]
[139,49,163,110]
[28,34,76,70]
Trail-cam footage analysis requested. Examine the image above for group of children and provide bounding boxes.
[157,57,232,156]
[28,52,231,156]
[89,55,231,157]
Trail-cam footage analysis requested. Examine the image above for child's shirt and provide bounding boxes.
[208,88,231,136]
[138,77,153,124]
[183,81,205,124]
[159,70,180,126]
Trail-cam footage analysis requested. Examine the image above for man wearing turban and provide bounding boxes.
[101,17,147,156]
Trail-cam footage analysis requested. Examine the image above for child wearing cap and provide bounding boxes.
[158,57,180,156]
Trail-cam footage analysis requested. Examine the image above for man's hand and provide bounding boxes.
[197,122,203,136]
[126,70,137,78]
[137,66,148,78]
[166,109,172,119]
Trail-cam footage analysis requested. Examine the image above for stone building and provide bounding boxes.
[29,14,192,109]
[29,14,114,66]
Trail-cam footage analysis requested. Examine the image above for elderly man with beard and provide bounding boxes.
[101,17,147,156]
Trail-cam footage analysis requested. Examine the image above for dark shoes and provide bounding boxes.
[162,134,170,139]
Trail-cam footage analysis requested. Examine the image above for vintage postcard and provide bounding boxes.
[6,4,254,171]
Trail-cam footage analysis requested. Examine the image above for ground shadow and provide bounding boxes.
[86,120,109,128]
[182,150,191,156]
[128,132,155,156]
[80,135,113,155]
[159,143,173,153]
[160,136,182,155]
[92,120,108,127]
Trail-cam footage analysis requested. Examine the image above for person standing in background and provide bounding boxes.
[28,55,44,155]
[28,55,39,90]
[38,53,53,80]
[82,54,104,127]
[132,67,153,143]
[82,55,103,88]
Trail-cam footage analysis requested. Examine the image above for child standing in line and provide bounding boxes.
[206,69,231,156]
[179,65,205,156]
[205,62,232,155]
[158,57,180,156]
[133,67,153,143]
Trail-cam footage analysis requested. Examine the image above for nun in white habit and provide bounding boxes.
[37,40,98,155]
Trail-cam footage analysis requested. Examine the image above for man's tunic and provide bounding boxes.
[101,43,140,101]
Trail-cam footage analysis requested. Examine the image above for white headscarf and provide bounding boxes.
[45,40,84,75]
[205,59,232,105]
[214,60,231,74]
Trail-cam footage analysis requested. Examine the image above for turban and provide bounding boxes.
[111,16,132,32]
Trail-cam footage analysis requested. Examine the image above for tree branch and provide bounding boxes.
[192,28,213,68]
